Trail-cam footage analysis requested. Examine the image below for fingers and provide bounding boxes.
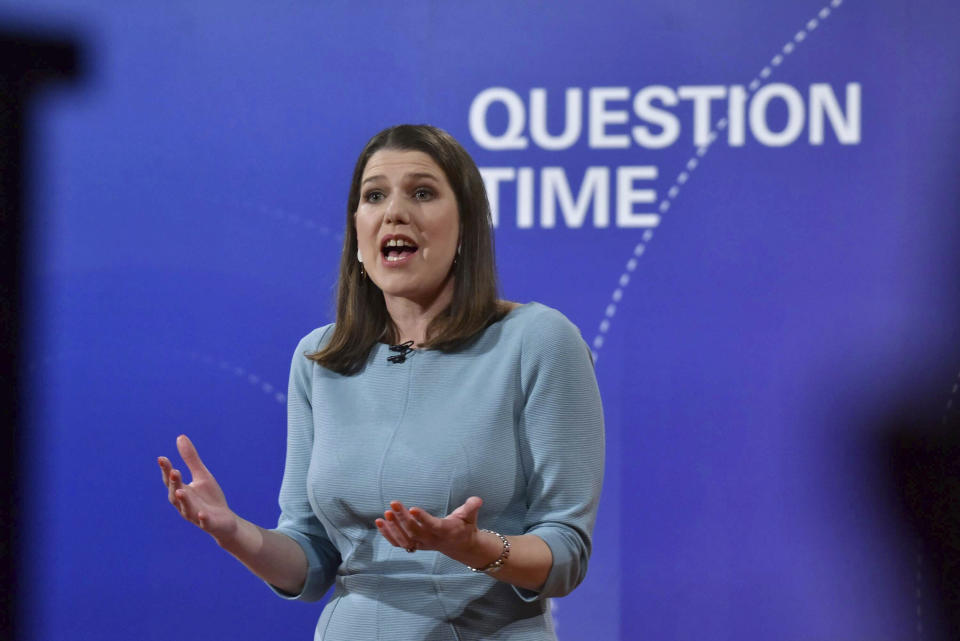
[375,498,486,553]
[159,456,182,514]
[174,485,197,520]
[176,434,211,482]
[449,496,483,524]
[168,468,184,511]
[159,454,190,518]
[375,520,399,547]
[389,501,425,538]
[376,512,414,550]
[408,505,442,529]
[157,456,171,485]
[159,439,226,532]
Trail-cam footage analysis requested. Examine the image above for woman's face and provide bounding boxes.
[355,149,460,307]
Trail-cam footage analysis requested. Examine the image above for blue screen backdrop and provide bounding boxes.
[4,1,959,639]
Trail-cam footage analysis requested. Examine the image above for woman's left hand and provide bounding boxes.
[376,497,484,557]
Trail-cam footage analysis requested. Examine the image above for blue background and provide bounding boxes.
[5,1,960,639]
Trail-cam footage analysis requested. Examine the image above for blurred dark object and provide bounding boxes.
[887,407,960,640]
[0,28,81,641]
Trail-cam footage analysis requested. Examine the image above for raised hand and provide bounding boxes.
[158,435,239,543]
[375,497,486,557]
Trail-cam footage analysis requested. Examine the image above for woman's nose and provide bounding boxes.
[383,194,410,224]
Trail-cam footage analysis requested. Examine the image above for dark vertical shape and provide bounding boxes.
[0,30,81,641]
[879,132,960,640]
[884,413,960,640]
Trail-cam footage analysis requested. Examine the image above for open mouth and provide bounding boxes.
[380,236,419,263]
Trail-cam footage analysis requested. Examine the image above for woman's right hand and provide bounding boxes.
[158,435,239,544]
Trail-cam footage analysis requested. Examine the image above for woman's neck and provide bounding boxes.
[383,278,455,346]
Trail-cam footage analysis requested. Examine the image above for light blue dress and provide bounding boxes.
[270,303,605,640]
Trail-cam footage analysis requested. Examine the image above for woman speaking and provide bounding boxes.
[158,125,604,640]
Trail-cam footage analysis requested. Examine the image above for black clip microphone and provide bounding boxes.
[387,340,415,364]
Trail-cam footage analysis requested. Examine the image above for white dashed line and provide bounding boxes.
[184,352,287,405]
[587,0,846,363]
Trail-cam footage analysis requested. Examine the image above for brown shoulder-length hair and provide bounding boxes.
[310,124,506,375]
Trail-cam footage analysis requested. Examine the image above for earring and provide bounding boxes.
[357,249,365,278]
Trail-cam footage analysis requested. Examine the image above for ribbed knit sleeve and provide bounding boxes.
[514,307,605,601]
[267,326,342,602]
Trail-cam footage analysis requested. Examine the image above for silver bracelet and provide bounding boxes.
[467,529,511,574]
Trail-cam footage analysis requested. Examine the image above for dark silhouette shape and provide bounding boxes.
[0,28,82,641]
[885,409,960,640]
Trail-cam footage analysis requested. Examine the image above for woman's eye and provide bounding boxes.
[414,188,433,201]
[364,190,384,203]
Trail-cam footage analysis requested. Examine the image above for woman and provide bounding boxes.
[158,125,604,640]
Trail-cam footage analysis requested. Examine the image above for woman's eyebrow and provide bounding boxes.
[404,172,441,182]
[361,172,439,186]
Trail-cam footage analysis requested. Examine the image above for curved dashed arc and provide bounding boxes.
[185,350,287,405]
[588,0,847,363]
[204,194,343,242]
